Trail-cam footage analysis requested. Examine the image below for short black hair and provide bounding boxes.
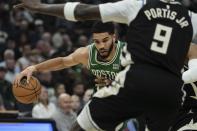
[91,21,115,34]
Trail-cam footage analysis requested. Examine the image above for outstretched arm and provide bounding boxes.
[14,0,100,20]
[34,47,88,72]
[15,47,89,84]
[14,0,142,24]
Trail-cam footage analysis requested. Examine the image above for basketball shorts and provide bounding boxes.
[77,64,184,131]
[171,111,197,131]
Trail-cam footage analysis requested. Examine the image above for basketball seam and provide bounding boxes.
[14,78,35,91]
[14,88,41,97]
[25,92,38,103]
[15,88,39,104]
[14,77,41,97]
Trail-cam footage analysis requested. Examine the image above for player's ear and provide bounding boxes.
[112,34,116,43]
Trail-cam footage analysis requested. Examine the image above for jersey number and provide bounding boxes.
[151,24,172,54]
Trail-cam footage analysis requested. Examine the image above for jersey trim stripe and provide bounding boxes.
[87,44,93,69]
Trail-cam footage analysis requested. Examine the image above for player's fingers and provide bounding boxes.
[16,74,24,84]
[95,79,106,84]
[13,3,25,9]
[95,83,106,87]
[26,73,32,84]
[95,76,106,82]
[104,80,112,85]
[13,78,18,86]
[95,78,101,83]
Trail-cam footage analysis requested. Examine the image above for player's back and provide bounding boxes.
[127,0,193,76]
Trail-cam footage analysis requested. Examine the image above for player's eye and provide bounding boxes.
[94,40,100,44]
[103,38,109,43]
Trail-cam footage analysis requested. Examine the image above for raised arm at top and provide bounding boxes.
[14,0,142,24]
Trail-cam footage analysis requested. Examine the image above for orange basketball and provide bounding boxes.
[12,76,41,104]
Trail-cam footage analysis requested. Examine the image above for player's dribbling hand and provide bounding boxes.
[15,66,37,85]
[13,0,41,11]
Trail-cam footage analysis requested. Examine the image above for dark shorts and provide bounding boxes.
[171,111,197,131]
[88,64,184,131]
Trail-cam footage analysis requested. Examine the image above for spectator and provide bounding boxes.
[77,34,88,47]
[52,30,63,49]
[0,31,8,60]
[0,67,16,110]
[6,38,21,60]
[17,32,29,47]
[42,31,52,41]
[62,34,73,53]
[4,59,19,83]
[34,19,44,29]
[0,49,20,83]
[28,19,44,45]
[0,30,8,45]
[54,34,73,57]
[28,49,44,65]
[36,40,55,59]
[52,93,76,131]
[49,83,66,104]
[17,44,31,70]
[72,82,85,108]
[0,49,15,67]
[32,86,56,118]
[0,94,5,111]
[83,88,93,105]
[38,72,54,88]
[71,95,81,113]
[55,83,66,97]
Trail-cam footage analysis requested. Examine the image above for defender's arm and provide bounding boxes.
[14,0,142,24]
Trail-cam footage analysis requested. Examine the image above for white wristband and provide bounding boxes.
[64,2,80,21]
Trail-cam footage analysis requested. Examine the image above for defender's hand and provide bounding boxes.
[15,66,37,84]
[13,0,41,11]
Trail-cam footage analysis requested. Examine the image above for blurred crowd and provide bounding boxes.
[1,0,197,131]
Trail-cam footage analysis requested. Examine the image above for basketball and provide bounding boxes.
[12,76,41,104]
